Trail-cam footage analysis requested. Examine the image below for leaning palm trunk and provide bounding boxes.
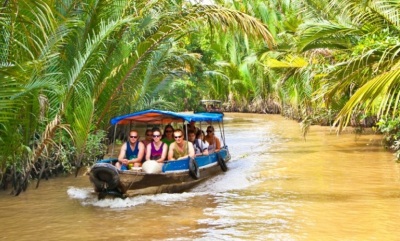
[15,115,70,195]
[15,116,60,195]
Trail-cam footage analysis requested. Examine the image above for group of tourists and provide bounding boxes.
[115,123,221,170]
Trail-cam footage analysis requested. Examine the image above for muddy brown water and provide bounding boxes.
[1,113,399,241]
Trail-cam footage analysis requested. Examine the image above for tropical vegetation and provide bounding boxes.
[0,0,274,194]
[1,0,400,194]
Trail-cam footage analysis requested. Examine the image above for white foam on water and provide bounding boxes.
[191,156,263,194]
[67,186,205,209]
[67,186,93,199]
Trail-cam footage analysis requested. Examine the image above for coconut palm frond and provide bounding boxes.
[96,3,275,123]
[297,21,361,52]
[334,68,400,131]
[369,0,400,30]
[67,96,95,168]
[66,17,134,97]
[193,4,275,48]
[136,95,176,111]
[265,55,308,68]
[0,72,25,121]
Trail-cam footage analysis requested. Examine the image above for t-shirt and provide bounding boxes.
[126,141,139,159]
[162,138,174,147]
[205,136,220,154]
[194,139,209,155]
[150,142,164,160]
[172,141,188,159]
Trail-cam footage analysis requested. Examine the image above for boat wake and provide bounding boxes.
[67,186,207,209]
[67,145,264,209]
[192,156,263,194]
[67,161,260,209]
[68,150,264,209]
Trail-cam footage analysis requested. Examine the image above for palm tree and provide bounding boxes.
[189,0,287,112]
[293,0,400,131]
[0,0,274,193]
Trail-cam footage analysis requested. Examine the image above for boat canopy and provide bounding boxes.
[200,100,221,104]
[110,109,224,125]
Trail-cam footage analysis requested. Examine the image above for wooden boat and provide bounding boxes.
[194,99,223,114]
[89,109,230,199]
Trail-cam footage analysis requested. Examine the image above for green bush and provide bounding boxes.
[376,118,400,160]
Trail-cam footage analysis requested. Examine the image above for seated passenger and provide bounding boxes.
[141,129,153,161]
[191,121,200,133]
[184,121,197,134]
[168,129,195,160]
[194,129,209,156]
[142,129,153,148]
[161,124,175,147]
[204,125,221,153]
[198,104,207,112]
[116,130,145,170]
[187,130,196,144]
[146,128,167,163]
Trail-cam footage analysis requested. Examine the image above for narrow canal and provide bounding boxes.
[1,113,399,240]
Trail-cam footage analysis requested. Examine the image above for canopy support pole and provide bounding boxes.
[111,124,118,156]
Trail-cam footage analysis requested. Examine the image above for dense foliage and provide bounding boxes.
[1,0,400,193]
[0,0,273,193]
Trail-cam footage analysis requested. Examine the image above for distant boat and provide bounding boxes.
[89,109,230,199]
[194,100,224,114]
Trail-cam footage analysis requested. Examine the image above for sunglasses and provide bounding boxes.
[206,130,213,133]
[130,135,138,139]
[165,130,173,133]
[174,135,182,139]
[146,134,153,136]
[153,135,161,138]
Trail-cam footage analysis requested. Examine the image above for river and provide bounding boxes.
[1,113,399,241]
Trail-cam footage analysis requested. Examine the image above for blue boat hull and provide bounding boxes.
[89,148,230,197]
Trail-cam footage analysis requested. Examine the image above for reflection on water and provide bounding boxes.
[1,113,400,240]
